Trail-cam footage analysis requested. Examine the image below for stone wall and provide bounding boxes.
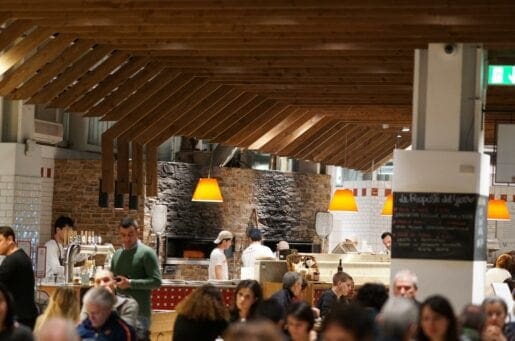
[146,162,331,248]
[53,160,143,246]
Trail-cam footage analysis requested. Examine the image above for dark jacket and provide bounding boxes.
[316,288,340,318]
[77,311,136,341]
[271,288,295,311]
[173,314,228,341]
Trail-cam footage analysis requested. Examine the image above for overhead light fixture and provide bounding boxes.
[192,178,223,202]
[487,199,511,221]
[192,143,224,203]
[401,127,410,132]
[381,194,393,216]
[328,189,358,212]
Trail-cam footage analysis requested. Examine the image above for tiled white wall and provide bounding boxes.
[0,175,15,226]
[328,180,392,253]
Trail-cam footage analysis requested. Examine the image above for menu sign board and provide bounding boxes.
[392,192,487,261]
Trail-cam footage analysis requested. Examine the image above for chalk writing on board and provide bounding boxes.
[392,192,487,261]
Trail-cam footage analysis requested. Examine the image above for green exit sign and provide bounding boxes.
[488,65,515,85]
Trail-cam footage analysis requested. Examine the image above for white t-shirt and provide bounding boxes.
[485,267,512,297]
[241,243,275,268]
[44,239,64,277]
[209,247,228,280]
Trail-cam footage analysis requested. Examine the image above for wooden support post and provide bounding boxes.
[117,139,130,194]
[101,134,114,193]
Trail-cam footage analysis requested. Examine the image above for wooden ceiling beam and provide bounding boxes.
[0,27,54,75]
[68,56,149,112]
[133,80,221,145]
[178,89,249,137]
[49,51,130,109]
[260,113,326,153]
[304,124,364,162]
[211,100,283,143]
[114,75,205,145]
[247,109,313,150]
[0,34,75,96]
[28,45,113,104]
[199,95,268,139]
[135,84,234,143]
[225,104,290,146]
[275,117,337,155]
[8,39,95,100]
[237,106,302,148]
[85,62,164,117]
[0,20,34,52]
[101,72,194,141]
[340,132,393,168]
[293,122,348,160]
[143,85,239,148]
[329,127,387,165]
[209,97,276,142]
[101,69,181,122]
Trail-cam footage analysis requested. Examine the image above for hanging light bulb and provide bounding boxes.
[487,199,511,221]
[328,189,358,212]
[192,178,223,202]
[381,194,393,216]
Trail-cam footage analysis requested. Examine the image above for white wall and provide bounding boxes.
[328,180,392,253]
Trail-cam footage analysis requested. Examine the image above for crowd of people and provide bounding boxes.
[0,216,161,340]
[1,219,515,340]
[173,266,515,341]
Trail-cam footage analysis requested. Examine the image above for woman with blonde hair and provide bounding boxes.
[34,286,80,334]
[173,284,229,341]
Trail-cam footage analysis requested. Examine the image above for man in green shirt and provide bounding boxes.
[111,217,162,340]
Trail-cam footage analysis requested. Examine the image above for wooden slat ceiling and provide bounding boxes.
[2,1,515,194]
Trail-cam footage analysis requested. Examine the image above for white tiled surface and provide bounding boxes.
[328,180,392,254]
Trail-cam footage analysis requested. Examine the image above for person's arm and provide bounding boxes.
[44,240,60,277]
[215,265,223,280]
[117,247,161,290]
[118,296,139,329]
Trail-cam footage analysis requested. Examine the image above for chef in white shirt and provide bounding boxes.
[45,216,74,278]
[241,228,275,268]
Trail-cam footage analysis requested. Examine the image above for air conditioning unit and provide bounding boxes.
[34,119,64,145]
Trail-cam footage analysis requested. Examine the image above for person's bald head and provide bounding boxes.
[94,269,117,293]
[37,317,80,341]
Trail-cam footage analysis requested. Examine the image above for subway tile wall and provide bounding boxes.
[328,180,392,254]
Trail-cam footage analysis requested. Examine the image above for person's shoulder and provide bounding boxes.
[44,239,55,247]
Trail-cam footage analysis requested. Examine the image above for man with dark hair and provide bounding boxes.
[111,217,161,340]
[0,226,38,329]
[316,271,353,318]
[322,303,376,341]
[241,228,274,268]
[45,215,75,278]
[381,232,392,254]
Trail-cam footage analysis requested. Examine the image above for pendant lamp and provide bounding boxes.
[487,199,511,221]
[381,194,393,216]
[192,144,224,202]
[328,189,358,212]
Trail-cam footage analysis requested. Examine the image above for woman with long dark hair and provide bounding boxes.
[230,280,263,323]
[173,284,229,341]
[0,283,33,340]
[417,295,459,341]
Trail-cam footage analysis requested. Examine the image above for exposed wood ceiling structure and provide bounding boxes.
[1,1,515,196]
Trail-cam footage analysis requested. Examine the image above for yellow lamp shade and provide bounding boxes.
[381,194,393,216]
[192,178,223,202]
[487,199,511,221]
[328,189,358,212]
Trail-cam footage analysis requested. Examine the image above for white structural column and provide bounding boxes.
[0,99,42,259]
[392,44,490,310]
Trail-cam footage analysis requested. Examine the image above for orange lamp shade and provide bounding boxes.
[328,189,358,212]
[192,178,223,202]
[487,199,511,221]
[381,194,393,216]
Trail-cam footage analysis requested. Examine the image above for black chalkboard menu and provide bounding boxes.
[392,192,487,261]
